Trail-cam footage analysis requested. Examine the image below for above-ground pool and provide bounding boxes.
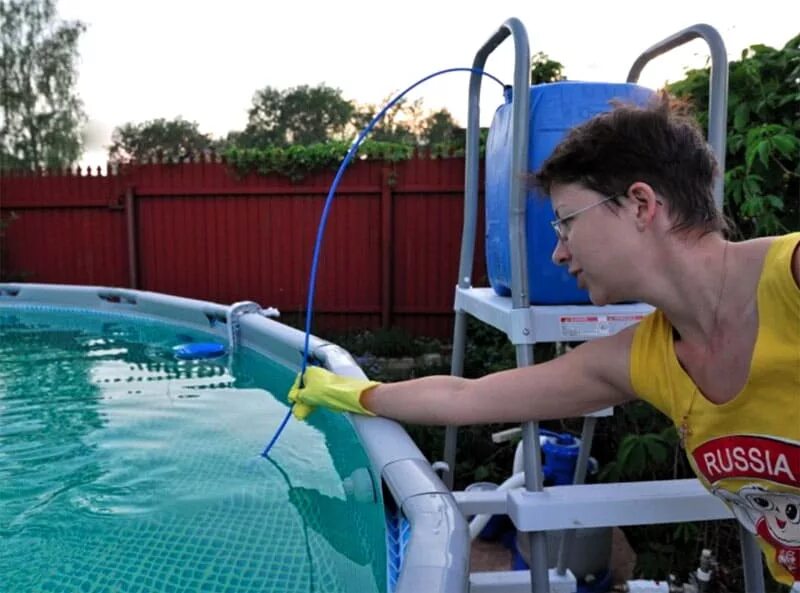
[0,285,468,593]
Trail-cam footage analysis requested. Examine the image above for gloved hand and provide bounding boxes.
[288,366,381,420]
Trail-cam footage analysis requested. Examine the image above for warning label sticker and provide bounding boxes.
[559,314,646,339]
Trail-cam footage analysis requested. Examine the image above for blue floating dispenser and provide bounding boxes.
[485,81,654,304]
[172,342,226,360]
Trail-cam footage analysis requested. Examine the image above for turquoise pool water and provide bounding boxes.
[0,307,386,593]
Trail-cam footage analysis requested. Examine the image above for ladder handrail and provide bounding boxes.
[626,23,729,210]
[456,18,552,593]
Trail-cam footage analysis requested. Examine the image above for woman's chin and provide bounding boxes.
[587,289,611,307]
[588,295,605,306]
[589,291,632,307]
[582,278,619,306]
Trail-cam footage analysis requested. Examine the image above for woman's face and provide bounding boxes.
[549,183,635,305]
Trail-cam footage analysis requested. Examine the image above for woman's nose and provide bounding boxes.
[551,240,571,266]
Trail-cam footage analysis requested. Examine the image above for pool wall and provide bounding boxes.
[0,283,469,593]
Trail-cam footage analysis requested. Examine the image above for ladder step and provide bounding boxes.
[454,286,653,344]
[470,568,576,593]
[454,479,732,530]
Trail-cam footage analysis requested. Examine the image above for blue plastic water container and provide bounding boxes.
[485,81,653,304]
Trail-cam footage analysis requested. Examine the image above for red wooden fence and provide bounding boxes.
[0,158,487,338]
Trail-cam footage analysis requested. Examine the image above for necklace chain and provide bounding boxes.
[678,240,730,449]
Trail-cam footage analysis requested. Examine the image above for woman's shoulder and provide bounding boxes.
[733,233,798,264]
[735,232,800,250]
[735,232,800,291]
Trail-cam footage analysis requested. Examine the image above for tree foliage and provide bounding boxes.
[108,117,219,164]
[531,51,566,84]
[421,108,461,145]
[227,83,462,150]
[668,34,800,236]
[351,96,462,146]
[232,83,355,148]
[108,83,466,162]
[350,95,420,144]
[0,0,85,171]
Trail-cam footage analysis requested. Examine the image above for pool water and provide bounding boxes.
[0,308,386,593]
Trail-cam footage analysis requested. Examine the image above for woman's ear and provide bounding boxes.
[626,181,660,231]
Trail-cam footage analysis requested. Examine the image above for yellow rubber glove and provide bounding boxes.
[288,366,380,420]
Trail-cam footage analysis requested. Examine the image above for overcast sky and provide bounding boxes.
[57,1,798,166]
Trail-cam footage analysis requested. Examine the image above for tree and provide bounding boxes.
[0,0,85,171]
[108,117,219,163]
[350,96,422,144]
[232,83,354,148]
[349,96,463,146]
[231,86,286,148]
[280,84,354,145]
[668,34,799,236]
[531,51,566,84]
[419,108,461,145]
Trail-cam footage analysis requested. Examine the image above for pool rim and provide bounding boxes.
[0,282,469,593]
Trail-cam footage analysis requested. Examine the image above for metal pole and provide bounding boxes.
[500,18,551,593]
[739,526,766,593]
[555,416,597,575]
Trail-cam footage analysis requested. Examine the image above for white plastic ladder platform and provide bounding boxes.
[444,18,765,593]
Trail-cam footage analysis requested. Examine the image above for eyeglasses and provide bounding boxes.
[550,195,620,243]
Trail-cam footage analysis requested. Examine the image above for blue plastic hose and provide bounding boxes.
[261,67,505,458]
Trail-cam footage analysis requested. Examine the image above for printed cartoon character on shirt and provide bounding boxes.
[690,435,800,583]
[713,485,800,580]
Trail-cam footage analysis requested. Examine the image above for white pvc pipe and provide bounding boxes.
[468,472,526,540]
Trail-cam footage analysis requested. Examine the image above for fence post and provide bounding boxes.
[125,186,138,289]
[381,168,395,330]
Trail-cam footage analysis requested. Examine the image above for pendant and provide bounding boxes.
[678,415,691,449]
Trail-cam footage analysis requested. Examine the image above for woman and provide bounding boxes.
[289,93,800,586]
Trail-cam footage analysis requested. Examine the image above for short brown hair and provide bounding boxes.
[534,91,726,234]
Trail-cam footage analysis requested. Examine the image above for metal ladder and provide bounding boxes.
[443,18,766,593]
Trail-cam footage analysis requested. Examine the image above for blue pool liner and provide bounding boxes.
[386,508,412,592]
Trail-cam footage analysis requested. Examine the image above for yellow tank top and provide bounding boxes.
[630,232,800,585]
